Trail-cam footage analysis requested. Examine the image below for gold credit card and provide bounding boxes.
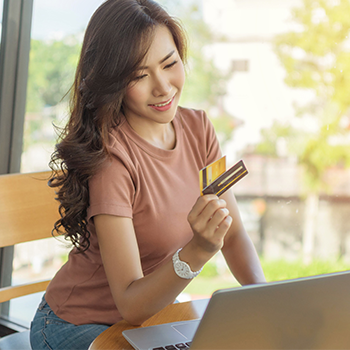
[202,159,248,197]
[199,156,226,194]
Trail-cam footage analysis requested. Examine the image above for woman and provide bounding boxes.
[30,0,266,349]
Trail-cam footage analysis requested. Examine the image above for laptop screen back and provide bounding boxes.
[190,271,350,349]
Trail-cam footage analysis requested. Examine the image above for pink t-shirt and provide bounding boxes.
[45,107,221,325]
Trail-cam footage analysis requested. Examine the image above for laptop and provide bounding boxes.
[123,270,350,349]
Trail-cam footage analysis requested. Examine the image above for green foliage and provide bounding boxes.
[262,258,350,282]
[275,0,350,107]
[200,256,350,281]
[300,125,350,190]
[27,37,81,112]
[256,0,350,193]
[200,259,219,278]
[210,112,239,145]
[183,258,350,297]
[256,120,308,158]
[182,277,238,297]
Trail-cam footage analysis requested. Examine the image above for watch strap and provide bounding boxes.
[172,248,203,279]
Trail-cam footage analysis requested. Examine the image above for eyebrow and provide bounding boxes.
[138,50,175,70]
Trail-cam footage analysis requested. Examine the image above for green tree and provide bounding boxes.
[27,37,81,112]
[255,120,308,158]
[265,0,350,262]
[23,37,81,159]
[274,0,350,186]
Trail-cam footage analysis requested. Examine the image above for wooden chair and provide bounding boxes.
[0,171,60,350]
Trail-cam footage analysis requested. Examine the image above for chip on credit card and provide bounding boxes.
[200,158,248,197]
[199,156,226,194]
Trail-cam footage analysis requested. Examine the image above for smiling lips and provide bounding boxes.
[149,95,175,111]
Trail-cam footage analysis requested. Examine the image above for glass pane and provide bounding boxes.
[10,238,69,326]
[12,0,105,327]
[21,0,106,173]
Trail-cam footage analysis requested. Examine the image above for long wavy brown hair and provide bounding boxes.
[49,0,187,251]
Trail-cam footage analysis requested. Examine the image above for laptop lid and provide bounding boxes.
[123,270,350,350]
[191,270,350,349]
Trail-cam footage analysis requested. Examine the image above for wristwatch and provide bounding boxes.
[172,248,203,279]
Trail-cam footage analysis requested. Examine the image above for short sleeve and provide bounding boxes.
[87,156,135,221]
[203,111,222,166]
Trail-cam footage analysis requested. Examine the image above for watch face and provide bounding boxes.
[173,249,202,279]
[175,261,192,279]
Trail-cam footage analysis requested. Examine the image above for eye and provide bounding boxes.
[134,74,148,81]
[164,60,178,69]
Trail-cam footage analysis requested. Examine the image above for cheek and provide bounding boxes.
[124,84,146,106]
[175,62,186,90]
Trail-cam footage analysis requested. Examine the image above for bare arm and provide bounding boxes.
[220,189,266,285]
[94,194,232,325]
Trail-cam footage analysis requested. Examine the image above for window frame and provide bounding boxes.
[0,0,33,331]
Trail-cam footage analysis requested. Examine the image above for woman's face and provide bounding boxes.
[123,25,185,128]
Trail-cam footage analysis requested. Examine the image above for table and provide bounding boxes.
[89,299,209,350]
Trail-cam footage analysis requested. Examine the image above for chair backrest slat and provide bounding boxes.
[0,171,61,305]
[0,171,60,247]
[0,280,51,303]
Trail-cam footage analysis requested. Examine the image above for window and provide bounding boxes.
[231,59,249,72]
[22,0,106,173]
[7,0,105,328]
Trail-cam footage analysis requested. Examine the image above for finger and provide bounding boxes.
[191,198,227,234]
[199,198,227,222]
[207,207,230,232]
[202,215,233,252]
[188,198,227,234]
[188,195,219,222]
[215,215,233,237]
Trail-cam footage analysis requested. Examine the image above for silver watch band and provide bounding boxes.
[172,248,203,279]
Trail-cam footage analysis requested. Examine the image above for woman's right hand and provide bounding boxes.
[187,194,233,257]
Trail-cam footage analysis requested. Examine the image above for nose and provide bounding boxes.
[152,72,171,97]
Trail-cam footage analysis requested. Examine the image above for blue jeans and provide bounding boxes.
[30,296,109,350]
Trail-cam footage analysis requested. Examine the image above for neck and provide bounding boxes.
[126,118,176,151]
